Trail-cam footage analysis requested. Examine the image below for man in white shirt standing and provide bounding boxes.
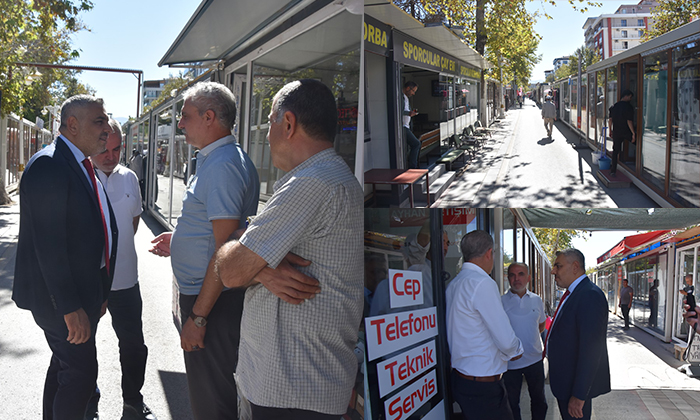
[446,230,524,420]
[91,120,155,420]
[501,263,547,420]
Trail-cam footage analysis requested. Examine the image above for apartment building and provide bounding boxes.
[582,0,658,60]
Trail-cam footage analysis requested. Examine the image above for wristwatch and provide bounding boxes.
[189,311,207,327]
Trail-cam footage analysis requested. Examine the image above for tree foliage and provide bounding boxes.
[551,45,600,81]
[393,1,600,90]
[142,72,194,114]
[533,228,586,264]
[0,0,93,117]
[643,0,700,41]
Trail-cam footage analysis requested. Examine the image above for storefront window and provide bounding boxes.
[581,74,588,132]
[676,250,696,339]
[596,70,606,147]
[641,51,669,191]
[439,75,455,148]
[364,209,467,420]
[249,11,360,198]
[626,258,654,328]
[669,41,700,207]
[607,67,618,136]
[589,73,596,142]
[171,99,190,222]
[154,105,173,223]
[561,79,570,124]
[570,76,578,128]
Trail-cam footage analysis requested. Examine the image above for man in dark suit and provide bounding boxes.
[547,248,610,420]
[13,95,118,420]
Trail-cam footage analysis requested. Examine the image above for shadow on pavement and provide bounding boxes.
[537,137,554,146]
[158,370,194,420]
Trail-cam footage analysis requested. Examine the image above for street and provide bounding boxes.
[2,198,700,419]
[435,99,658,208]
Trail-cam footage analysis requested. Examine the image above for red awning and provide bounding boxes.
[597,230,671,264]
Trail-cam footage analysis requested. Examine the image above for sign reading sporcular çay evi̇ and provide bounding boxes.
[393,30,480,80]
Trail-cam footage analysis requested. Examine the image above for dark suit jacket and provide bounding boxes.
[13,137,118,319]
[548,277,611,402]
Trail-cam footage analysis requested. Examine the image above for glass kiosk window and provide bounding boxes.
[248,10,361,198]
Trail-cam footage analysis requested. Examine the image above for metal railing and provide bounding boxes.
[1,113,53,189]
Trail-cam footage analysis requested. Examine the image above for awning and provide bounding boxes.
[364,0,491,70]
[665,225,700,242]
[518,208,700,231]
[597,230,671,264]
[159,0,321,67]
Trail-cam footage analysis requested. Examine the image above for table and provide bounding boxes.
[364,169,430,208]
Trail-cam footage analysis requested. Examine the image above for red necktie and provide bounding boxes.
[82,158,110,275]
[543,289,570,357]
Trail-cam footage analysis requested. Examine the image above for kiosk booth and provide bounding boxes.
[363,1,493,207]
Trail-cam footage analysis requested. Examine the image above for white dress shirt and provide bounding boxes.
[60,135,113,266]
[96,164,142,290]
[502,289,546,370]
[446,262,524,376]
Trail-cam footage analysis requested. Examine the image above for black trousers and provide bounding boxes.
[109,283,148,406]
[621,304,631,327]
[250,404,338,420]
[451,370,514,420]
[180,289,245,420]
[503,360,548,420]
[611,137,626,172]
[33,310,100,420]
[557,397,592,420]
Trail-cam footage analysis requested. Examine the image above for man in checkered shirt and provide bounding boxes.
[215,79,363,420]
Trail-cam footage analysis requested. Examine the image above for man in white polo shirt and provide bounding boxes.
[446,230,523,420]
[502,262,547,420]
[92,119,155,420]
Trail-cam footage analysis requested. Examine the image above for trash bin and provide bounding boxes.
[598,156,611,170]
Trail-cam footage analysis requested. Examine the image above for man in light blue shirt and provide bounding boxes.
[150,82,259,420]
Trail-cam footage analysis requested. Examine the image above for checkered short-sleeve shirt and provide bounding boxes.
[238,148,363,414]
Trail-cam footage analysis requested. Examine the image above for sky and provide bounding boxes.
[68,1,634,121]
[69,0,200,122]
[526,0,632,83]
[570,229,641,270]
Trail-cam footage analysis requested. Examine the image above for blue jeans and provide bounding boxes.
[503,360,548,420]
[404,126,421,169]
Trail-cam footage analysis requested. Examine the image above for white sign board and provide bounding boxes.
[384,369,438,420]
[389,269,423,309]
[377,340,437,397]
[365,307,438,361]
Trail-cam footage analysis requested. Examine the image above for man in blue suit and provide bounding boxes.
[547,249,610,420]
[13,95,118,420]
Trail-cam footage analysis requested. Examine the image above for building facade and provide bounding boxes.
[583,0,658,60]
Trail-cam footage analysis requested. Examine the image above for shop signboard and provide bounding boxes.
[443,208,476,226]
[365,306,439,361]
[389,269,424,308]
[384,369,438,420]
[365,15,390,56]
[377,339,437,397]
[393,31,477,79]
[389,208,430,227]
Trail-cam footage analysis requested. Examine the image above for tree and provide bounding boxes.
[643,0,700,41]
[142,72,194,114]
[533,228,586,264]
[551,45,600,81]
[0,0,93,204]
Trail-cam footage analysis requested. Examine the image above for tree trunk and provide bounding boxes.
[476,0,488,125]
[0,181,12,205]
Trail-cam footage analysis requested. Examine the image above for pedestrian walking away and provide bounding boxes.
[502,263,548,420]
[547,249,610,420]
[541,96,557,138]
[446,230,524,420]
[91,119,156,420]
[149,81,260,420]
[608,89,635,177]
[12,95,118,420]
[619,278,634,330]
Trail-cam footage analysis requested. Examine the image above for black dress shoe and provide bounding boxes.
[122,403,157,420]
